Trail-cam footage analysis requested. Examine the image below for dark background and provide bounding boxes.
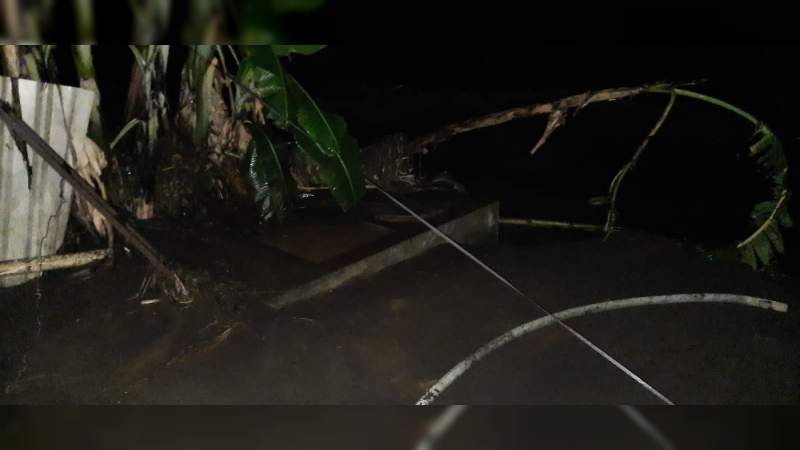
[282,44,800,272]
[58,6,800,44]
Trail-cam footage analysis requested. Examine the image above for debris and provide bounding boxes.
[0,101,191,303]
[0,249,110,276]
[72,134,112,238]
[165,322,240,368]
[0,76,95,288]
[499,217,615,232]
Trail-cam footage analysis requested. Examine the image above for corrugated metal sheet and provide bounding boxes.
[0,76,94,287]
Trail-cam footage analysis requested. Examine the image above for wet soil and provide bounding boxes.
[1,194,798,405]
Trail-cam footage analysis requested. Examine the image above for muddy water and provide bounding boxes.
[1,212,797,405]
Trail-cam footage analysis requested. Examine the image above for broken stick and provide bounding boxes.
[499,217,616,232]
[0,100,189,302]
[0,249,110,276]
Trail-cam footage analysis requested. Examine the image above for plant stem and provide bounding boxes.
[73,45,105,144]
[646,87,760,126]
[500,217,612,232]
[128,45,147,68]
[604,92,676,233]
[2,45,19,77]
[109,118,143,150]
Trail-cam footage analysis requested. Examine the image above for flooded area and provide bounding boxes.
[1,188,797,404]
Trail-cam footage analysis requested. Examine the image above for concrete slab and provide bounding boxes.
[259,222,394,264]
[266,201,498,308]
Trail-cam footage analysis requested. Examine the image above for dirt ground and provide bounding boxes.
[1,203,797,405]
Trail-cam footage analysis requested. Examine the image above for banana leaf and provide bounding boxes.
[291,111,364,211]
[237,46,291,128]
[736,123,791,269]
[245,121,293,222]
[237,47,364,212]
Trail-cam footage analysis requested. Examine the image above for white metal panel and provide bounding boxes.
[0,76,94,287]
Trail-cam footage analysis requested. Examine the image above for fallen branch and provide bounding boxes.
[499,217,616,232]
[411,86,644,151]
[416,293,788,405]
[409,83,702,152]
[0,249,110,276]
[0,101,190,303]
[363,81,703,160]
[389,80,789,270]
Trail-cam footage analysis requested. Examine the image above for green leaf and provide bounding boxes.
[292,114,364,211]
[779,210,792,228]
[750,200,776,224]
[740,195,790,269]
[764,222,784,254]
[236,53,364,213]
[245,122,293,222]
[238,46,291,128]
[740,245,758,270]
[272,45,327,56]
[750,126,787,185]
[72,45,95,79]
[287,73,340,156]
[738,122,791,270]
[752,234,773,267]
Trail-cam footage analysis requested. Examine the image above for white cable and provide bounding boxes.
[367,180,676,405]
[415,293,787,405]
